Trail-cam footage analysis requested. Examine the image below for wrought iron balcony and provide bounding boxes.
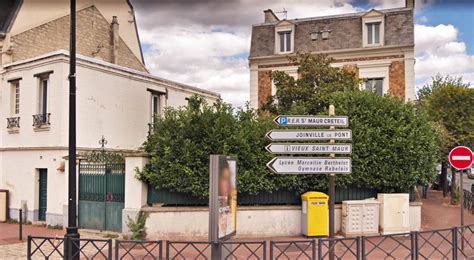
[148,123,155,136]
[6,117,20,129]
[32,113,51,128]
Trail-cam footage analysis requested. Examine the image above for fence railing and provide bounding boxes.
[27,224,474,260]
[464,190,474,213]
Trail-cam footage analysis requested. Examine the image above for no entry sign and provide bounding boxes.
[449,146,473,170]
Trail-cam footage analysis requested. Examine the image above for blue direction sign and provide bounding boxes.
[274,115,349,127]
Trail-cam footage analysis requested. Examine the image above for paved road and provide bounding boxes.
[455,171,474,191]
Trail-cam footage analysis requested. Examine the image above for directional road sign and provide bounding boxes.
[266,157,352,174]
[266,129,352,141]
[266,143,352,154]
[274,115,349,127]
[449,146,473,170]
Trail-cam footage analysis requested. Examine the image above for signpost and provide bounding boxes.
[448,146,474,231]
[267,157,351,174]
[266,143,352,154]
[274,115,349,127]
[266,106,352,250]
[266,129,352,141]
[449,146,473,170]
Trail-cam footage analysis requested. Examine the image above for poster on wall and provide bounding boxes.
[209,155,237,242]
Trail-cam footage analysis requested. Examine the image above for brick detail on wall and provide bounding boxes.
[389,61,405,99]
[11,6,147,72]
[342,64,359,80]
[258,70,272,108]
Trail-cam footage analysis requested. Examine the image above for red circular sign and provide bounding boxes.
[449,146,473,170]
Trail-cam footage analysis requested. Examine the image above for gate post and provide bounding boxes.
[452,227,458,260]
[123,152,150,234]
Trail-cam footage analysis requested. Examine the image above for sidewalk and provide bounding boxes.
[421,189,474,230]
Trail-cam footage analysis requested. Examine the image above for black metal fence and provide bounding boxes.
[27,224,474,260]
[464,190,474,213]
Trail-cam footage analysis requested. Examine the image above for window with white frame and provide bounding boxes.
[366,22,381,45]
[278,31,292,53]
[151,93,162,123]
[364,78,384,96]
[362,10,384,47]
[11,81,20,115]
[38,77,49,115]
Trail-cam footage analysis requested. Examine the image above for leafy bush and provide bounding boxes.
[139,96,299,197]
[138,92,441,196]
[326,91,441,192]
[126,211,149,241]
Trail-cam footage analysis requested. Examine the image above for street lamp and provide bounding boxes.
[65,0,79,258]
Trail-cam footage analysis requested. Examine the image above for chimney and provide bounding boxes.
[405,0,414,9]
[264,9,279,23]
[111,16,119,64]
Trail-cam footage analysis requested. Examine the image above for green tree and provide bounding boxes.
[417,75,474,198]
[263,53,360,114]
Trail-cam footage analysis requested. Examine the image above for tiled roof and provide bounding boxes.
[250,8,414,58]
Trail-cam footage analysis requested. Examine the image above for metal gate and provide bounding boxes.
[78,151,125,232]
[38,169,48,221]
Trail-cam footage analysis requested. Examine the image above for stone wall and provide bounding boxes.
[258,70,272,108]
[11,6,147,72]
[389,61,405,99]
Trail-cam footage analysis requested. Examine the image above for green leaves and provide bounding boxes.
[418,75,474,160]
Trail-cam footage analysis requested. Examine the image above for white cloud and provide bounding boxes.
[135,1,472,106]
[135,0,362,106]
[415,24,474,87]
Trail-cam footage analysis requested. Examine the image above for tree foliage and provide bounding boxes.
[418,75,474,158]
[263,53,360,115]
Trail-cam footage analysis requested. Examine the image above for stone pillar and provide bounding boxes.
[122,153,150,233]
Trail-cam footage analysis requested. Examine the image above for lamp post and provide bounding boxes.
[65,0,79,258]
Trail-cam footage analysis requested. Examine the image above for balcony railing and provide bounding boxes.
[32,113,51,128]
[7,117,20,129]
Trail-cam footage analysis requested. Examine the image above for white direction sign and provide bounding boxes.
[266,143,352,154]
[266,129,352,141]
[274,115,348,127]
[267,157,352,174]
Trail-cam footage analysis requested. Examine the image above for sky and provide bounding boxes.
[132,0,474,107]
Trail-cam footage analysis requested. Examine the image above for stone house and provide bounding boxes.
[0,0,219,228]
[249,0,415,109]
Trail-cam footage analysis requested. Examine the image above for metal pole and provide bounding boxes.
[19,209,22,241]
[65,0,80,259]
[328,105,336,260]
[460,170,464,226]
[460,169,465,253]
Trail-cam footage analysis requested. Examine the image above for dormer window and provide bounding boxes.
[362,9,384,47]
[278,31,292,52]
[366,22,381,45]
[275,20,295,54]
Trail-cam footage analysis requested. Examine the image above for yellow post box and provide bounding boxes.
[301,191,329,237]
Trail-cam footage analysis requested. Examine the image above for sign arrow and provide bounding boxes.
[266,129,352,141]
[266,143,352,154]
[267,157,352,174]
[274,115,349,127]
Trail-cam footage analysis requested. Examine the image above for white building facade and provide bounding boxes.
[0,0,219,227]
